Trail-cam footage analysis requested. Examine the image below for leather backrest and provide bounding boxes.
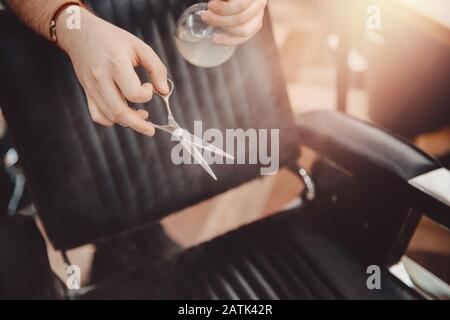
[0,0,297,249]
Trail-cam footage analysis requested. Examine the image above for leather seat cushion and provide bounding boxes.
[85,208,419,300]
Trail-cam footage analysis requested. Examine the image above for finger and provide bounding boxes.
[98,79,156,136]
[116,108,155,136]
[136,109,149,120]
[141,82,154,96]
[92,82,150,123]
[89,86,118,121]
[114,109,148,126]
[207,0,254,16]
[202,0,266,27]
[113,60,153,104]
[85,92,114,126]
[213,33,252,46]
[225,14,263,38]
[135,43,169,95]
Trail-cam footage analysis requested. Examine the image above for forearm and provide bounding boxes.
[5,0,71,40]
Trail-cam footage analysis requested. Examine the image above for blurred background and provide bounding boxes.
[269,0,450,284]
[1,0,449,290]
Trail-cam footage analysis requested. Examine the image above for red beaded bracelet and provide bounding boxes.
[49,1,84,44]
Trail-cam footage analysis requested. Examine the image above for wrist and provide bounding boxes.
[55,5,94,54]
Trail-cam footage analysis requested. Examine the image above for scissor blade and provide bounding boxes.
[175,130,234,160]
[177,137,218,181]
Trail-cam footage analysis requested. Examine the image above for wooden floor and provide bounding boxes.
[40,0,450,285]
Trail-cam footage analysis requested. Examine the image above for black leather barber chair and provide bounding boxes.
[0,0,448,300]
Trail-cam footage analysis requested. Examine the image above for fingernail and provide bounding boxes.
[136,110,149,119]
[142,82,153,90]
[145,128,155,136]
[213,35,222,44]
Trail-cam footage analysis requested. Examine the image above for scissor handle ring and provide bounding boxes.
[154,79,174,99]
[145,79,175,128]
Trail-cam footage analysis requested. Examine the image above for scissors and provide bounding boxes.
[149,79,234,180]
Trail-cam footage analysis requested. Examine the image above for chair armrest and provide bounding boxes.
[296,111,449,227]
